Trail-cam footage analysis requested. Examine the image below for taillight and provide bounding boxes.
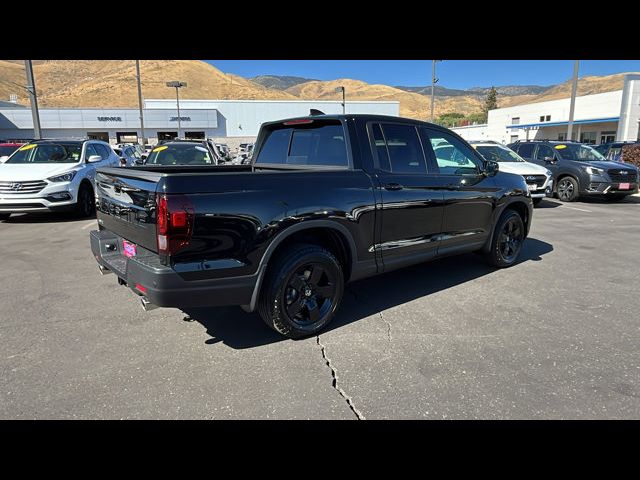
[156,193,195,256]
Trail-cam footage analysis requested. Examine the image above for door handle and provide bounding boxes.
[384,183,404,191]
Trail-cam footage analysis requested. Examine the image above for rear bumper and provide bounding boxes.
[90,229,257,308]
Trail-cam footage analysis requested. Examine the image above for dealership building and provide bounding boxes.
[0,99,399,148]
[452,73,640,145]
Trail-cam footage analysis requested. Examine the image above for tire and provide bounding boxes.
[557,176,579,202]
[257,243,344,339]
[75,183,95,218]
[485,209,525,268]
[605,194,628,202]
[532,197,543,206]
[0,213,10,222]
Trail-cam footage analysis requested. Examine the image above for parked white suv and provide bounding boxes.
[0,139,120,220]
[471,141,554,206]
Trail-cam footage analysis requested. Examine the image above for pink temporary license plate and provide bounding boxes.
[122,240,137,258]
[619,183,630,190]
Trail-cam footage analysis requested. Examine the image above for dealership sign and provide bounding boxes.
[170,116,191,122]
[97,116,122,122]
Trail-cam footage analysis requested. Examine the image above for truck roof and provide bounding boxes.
[261,114,448,131]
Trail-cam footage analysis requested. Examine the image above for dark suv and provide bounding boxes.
[508,140,639,202]
[593,141,640,162]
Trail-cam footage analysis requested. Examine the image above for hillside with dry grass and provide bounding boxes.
[0,60,634,121]
[0,60,296,108]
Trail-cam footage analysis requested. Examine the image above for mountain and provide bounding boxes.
[395,85,471,97]
[0,60,296,108]
[251,75,317,90]
[468,85,552,96]
[0,61,633,122]
[283,78,481,119]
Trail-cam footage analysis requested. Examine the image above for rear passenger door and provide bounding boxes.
[368,122,445,272]
[420,128,497,255]
[532,143,559,175]
[515,142,535,161]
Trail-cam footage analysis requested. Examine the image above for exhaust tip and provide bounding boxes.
[140,297,159,312]
[98,265,112,275]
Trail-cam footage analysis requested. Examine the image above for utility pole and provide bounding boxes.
[431,60,440,122]
[567,60,580,141]
[24,60,42,139]
[336,86,345,114]
[135,60,146,146]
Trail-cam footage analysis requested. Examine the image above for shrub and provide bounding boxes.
[621,144,640,169]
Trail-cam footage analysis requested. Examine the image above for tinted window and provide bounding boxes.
[255,121,348,167]
[254,129,291,164]
[423,129,481,175]
[535,144,555,161]
[289,125,347,166]
[370,124,390,171]
[517,143,535,159]
[380,124,427,174]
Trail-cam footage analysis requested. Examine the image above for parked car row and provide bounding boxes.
[506,140,639,202]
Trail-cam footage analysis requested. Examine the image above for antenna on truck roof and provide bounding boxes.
[309,109,325,116]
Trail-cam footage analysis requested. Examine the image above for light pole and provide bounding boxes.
[566,60,580,141]
[431,60,441,122]
[24,60,42,139]
[136,60,146,146]
[336,86,345,114]
[166,81,187,138]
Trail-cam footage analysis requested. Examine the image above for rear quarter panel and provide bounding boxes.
[171,169,378,279]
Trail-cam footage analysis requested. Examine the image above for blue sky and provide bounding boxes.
[206,60,640,90]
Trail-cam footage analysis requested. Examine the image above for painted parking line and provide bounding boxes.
[81,221,97,230]
[561,205,593,213]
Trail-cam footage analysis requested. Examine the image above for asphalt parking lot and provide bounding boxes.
[1,195,640,419]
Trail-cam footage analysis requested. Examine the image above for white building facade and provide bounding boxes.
[0,99,399,148]
[453,73,640,145]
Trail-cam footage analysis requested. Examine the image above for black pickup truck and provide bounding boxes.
[91,114,533,338]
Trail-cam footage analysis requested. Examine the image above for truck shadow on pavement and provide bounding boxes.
[182,237,553,350]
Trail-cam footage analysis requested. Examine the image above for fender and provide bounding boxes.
[243,219,360,312]
[481,197,532,254]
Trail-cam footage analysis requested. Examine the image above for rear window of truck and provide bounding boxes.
[254,120,349,167]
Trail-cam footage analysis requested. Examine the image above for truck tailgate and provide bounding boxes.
[95,169,161,252]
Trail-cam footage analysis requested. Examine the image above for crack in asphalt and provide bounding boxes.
[379,311,392,344]
[316,336,365,420]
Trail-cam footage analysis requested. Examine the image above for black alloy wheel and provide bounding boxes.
[284,263,337,327]
[497,216,524,264]
[485,209,525,268]
[258,243,344,339]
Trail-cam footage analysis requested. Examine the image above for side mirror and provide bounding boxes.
[484,160,499,177]
[87,155,102,163]
[134,158,146,165]
[141,153,148,160]
[544,156,557,164]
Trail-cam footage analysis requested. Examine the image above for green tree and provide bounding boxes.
[436,112,464,127]
[483,86,498,117]
[466,112,487,124]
